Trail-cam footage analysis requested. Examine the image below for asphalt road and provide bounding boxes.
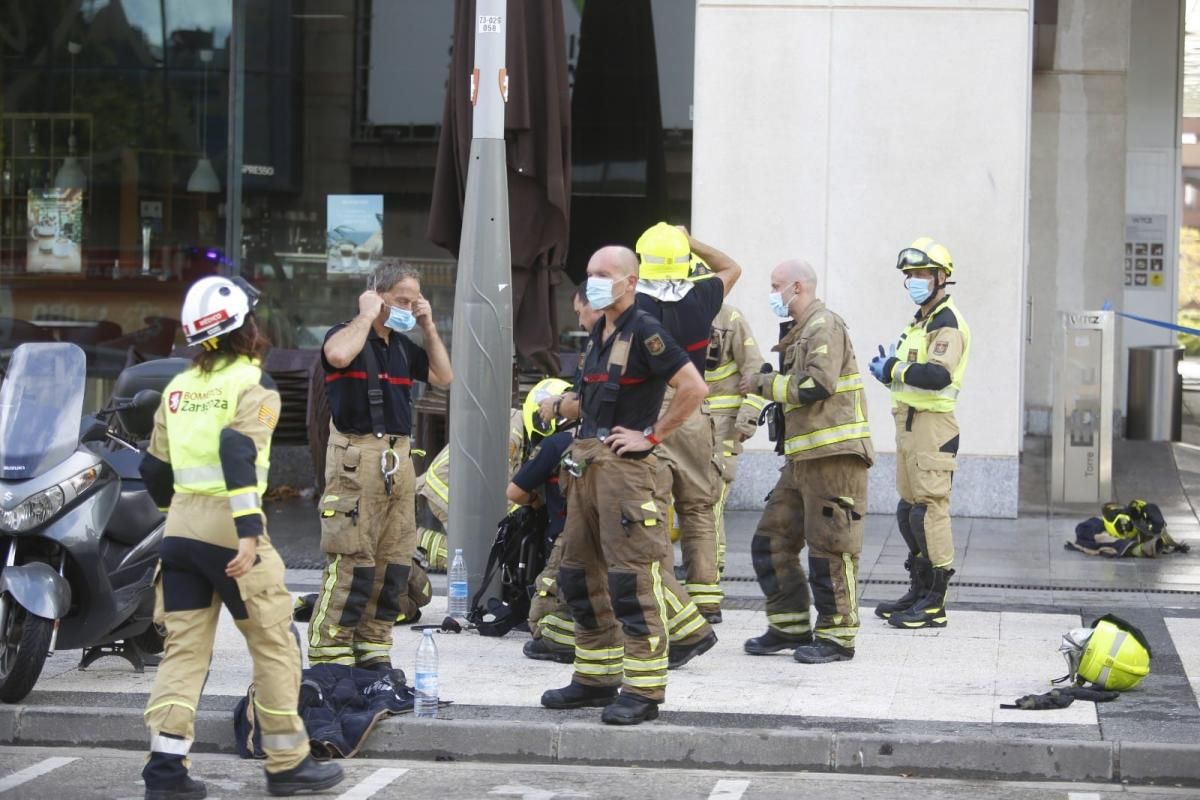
[0,746,1196,800]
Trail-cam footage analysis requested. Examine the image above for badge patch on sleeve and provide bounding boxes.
[257,405,279,430]
[933,341,948,356]
[645,334,666,356]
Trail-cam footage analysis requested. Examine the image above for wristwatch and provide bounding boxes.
[643,427,661,446]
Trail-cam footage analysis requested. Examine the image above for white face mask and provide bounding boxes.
[586,276,622,310]
[768,290,791,318]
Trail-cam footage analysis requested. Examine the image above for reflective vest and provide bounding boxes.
[163,357,269,497]
[890,296,971,413]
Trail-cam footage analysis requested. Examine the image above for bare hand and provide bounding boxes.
[358,290,384,321]
[538,395,559,424]
[607,426,654,456]
[739,374,759,395]
[413,294,434,327]
[225,537,258,579]
[736,431,749,443]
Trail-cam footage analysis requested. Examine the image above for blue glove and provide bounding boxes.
[869,344,896,384]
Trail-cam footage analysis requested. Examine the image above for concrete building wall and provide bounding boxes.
[693,0,1032,518]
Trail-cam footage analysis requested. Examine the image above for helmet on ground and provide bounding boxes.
[181,275,261,350]
[1101,502,1136,540]
[896,237,954,276]
[636,222,693,281]
[1058,614,1151,691]
[522,378,572,440]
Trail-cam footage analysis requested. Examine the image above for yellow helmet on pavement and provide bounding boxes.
[636,222,693,281]
[522,378,572,441]
[896,237,954,276]
[1058,615,1152,691]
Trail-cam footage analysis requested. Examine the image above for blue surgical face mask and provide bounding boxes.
[386,306,416,332]
[906,277,932,305]
[768,289,791,318]
[586,276,619,310]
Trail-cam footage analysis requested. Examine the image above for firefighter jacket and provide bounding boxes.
[705,304,768,439]
[889,296,971,413]
[750,300,874,465]
[141,356,280,545]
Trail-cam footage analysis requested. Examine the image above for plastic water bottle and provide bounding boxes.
[448,548,468,620]
[414,628,438,718]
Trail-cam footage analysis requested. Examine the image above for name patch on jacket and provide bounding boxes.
[167,388,229,414]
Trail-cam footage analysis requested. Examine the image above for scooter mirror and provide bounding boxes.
[131,389,163,412]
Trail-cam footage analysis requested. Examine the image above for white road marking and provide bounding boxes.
[708,778,751,800]
[0,757,78,793]
[1067,794,1101,800]
[334,767,408,800]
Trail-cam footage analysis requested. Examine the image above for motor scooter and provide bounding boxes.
[0,342,186,702]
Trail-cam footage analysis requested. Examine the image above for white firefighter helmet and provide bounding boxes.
[181,276,260,350]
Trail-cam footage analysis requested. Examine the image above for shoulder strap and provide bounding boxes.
[359,338,386,438]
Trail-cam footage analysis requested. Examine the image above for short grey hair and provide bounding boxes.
[370,258,421,293]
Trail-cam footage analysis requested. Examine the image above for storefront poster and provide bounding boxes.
[327,195,383,274]
[26,188,83,274]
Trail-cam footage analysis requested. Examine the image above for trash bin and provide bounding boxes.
[1126,345,1183,441]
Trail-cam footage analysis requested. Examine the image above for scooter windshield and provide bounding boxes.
[0,343,87,480]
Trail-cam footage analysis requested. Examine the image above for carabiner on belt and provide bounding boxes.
[381,440,401,495]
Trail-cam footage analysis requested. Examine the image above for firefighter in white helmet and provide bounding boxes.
[139,275,343,798]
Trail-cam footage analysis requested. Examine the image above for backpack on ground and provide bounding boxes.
[468,505,549,636]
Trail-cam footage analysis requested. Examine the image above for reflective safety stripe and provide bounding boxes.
[784,421,871,455]
[770,374,790,403]
[228,491,261,515]
[686,583,725,603]
[742,394,768,411]
[144,700,197,717]
[150,734,192,756]
[1097,632,1127,688]
[254,699,301,717]
[308,555,342,646]
[574,661,624,676]
[425,471,450,504]
[843,553,858,613]
[891,366,959,401]
[576,645,624,660]
[705,361,739,383]
[768,612,810,623]
[667,606,706,642]
[624,655,669,671]
[541,625,577,647]
[262,731,309,751]
[309,655,355,666]
[353,641,392,654]
[174,464,269,492]
[705,394,743,411]
[768,610,811,635]
[623,673,668,688]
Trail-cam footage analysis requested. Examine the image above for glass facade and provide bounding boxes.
[1,0,694,428]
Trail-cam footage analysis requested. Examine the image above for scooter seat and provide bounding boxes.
[105,486,164,547]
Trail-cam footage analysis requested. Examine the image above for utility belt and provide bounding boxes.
[329,425,410,495]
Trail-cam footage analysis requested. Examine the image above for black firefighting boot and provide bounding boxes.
[523,637,574,664]
[874,555,932,619]
[265,756,345,797]
[668,630,718,669]
[888,567,954,629]
[793,637,855,664]
[144,776,207,800]
[541,681,619,709]
[743,628,813,655]
[600,692,660,725]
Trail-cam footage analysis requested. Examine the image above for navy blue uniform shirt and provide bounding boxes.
[635,276,725,374]
[576,305,689,439]
[511,431,573,542]
[322,324,430,436]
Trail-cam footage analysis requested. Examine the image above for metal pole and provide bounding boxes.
[224,0,246,274]
[448,0,513,607]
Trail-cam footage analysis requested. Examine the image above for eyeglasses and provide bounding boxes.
[896,248,946,271]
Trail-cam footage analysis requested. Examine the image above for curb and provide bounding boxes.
[2,705,1199,786]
